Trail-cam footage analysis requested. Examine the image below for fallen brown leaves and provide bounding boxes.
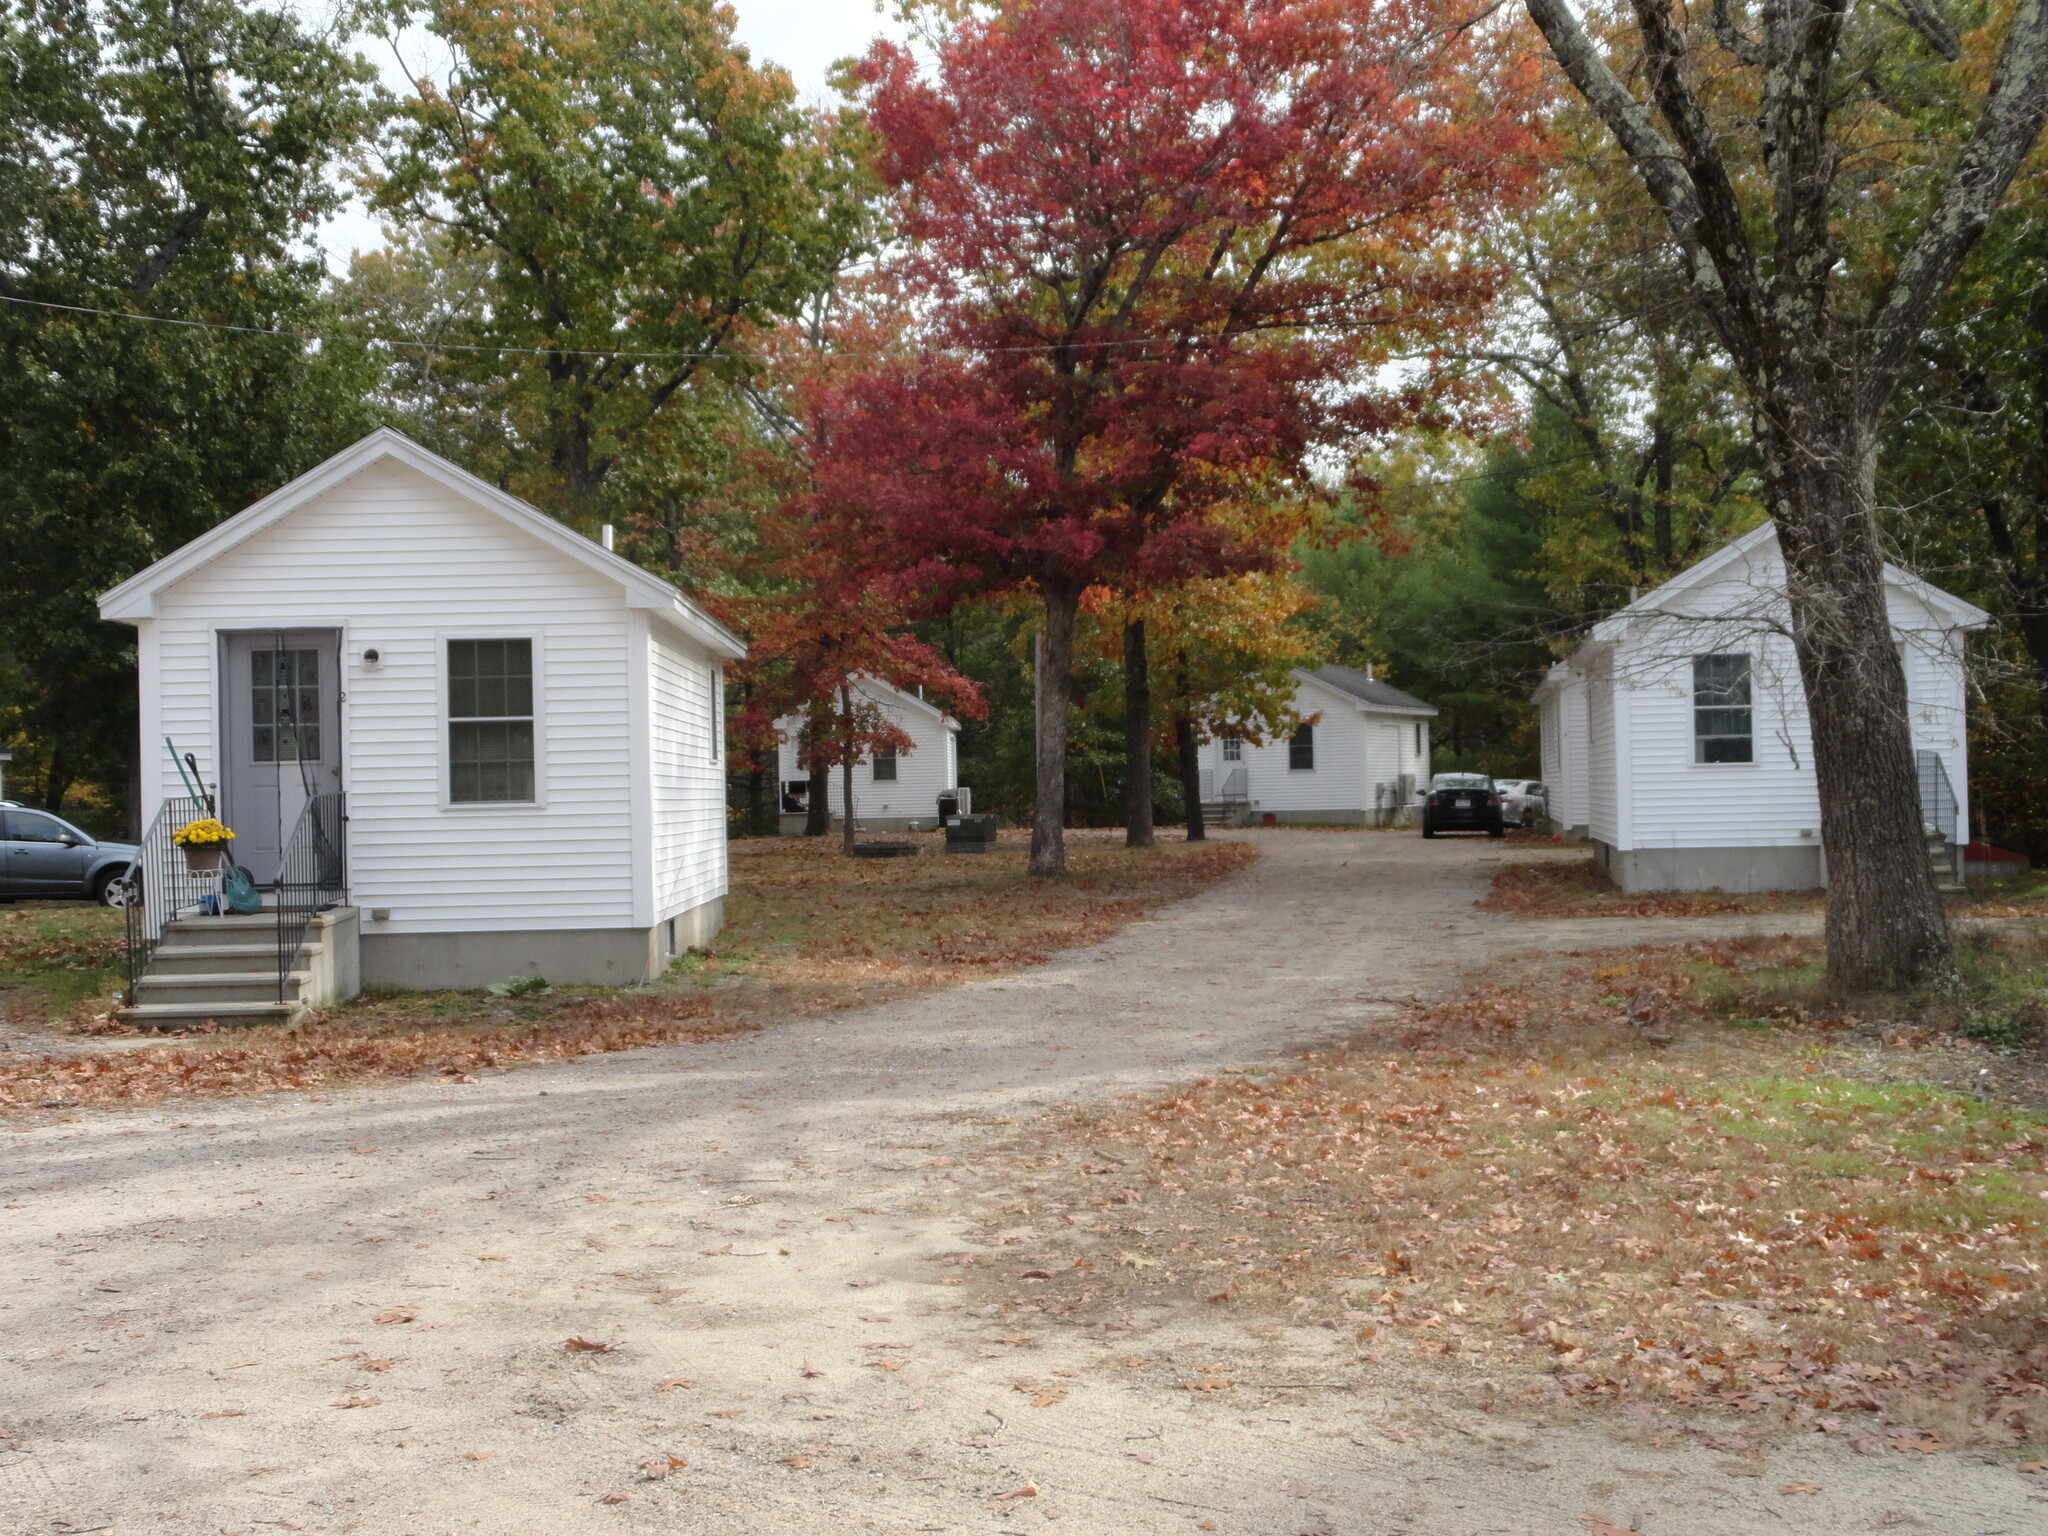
[970,937,2048,1453]
[1481,858,1821,920]
[0,993,751,1114]
[3,831,1250,1117]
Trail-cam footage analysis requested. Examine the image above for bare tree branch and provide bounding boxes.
[1862,0,2048,415]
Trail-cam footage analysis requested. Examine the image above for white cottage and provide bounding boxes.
[1199,665,1435,826]
[774,675,962,834]
[1536,523,1987,892]
[97,429,745,1003]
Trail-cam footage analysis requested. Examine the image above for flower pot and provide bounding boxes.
[181,843,225,873]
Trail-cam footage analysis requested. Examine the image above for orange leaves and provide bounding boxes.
[372,1307,416,1326]
[564,1337,617,1354]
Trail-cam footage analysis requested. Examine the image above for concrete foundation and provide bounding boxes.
[300,906,361,1006]
[1594,840,1824,894]
[1268,808,1370,828]
[780,813,943,836]
[360,896,724,990]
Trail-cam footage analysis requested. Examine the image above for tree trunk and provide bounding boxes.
[840,685,857,856]
[803,706,831,837]
[1764,410,1957,991]
[1030,580,1081,877]
[1122,618,1154,849]
[1175,713,1206,842]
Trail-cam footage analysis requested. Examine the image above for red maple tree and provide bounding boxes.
[819,0,1544,874]
[718,293,985,851]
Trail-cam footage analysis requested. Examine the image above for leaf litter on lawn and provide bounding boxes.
[2,831,1250,1116]
[958,935,2048,1454]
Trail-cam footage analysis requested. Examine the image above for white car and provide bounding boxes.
[1494,779,1549,829]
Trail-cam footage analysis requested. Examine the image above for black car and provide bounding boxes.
[1421,774,1504,838]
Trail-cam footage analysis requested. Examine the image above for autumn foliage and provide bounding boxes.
[815,0,1544,872]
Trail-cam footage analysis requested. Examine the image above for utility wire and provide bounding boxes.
[0,290,1413,363]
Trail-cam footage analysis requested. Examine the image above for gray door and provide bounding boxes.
[1,808,92,895]
[221,630,342,884]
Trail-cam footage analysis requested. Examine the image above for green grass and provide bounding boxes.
[0,902,125,1018]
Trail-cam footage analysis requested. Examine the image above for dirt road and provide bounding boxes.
[3,832,2036,1534]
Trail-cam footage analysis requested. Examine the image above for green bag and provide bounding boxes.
[222,863,264,915]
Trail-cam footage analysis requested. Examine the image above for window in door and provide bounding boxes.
[449,639,536,802]
[1693,653,1754,763]
[1289,723,1316,771]
[1221,736,1243,762]
[252,648,320,762]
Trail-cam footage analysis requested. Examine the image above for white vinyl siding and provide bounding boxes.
[1199,671,1432,818]
[1544,528,1976,863]
[142,459,638,933]
[1586,668,1620,848]
[775,678,960,822]
[650,632,728,921]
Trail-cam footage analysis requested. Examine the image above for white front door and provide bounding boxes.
[220,630,342,884]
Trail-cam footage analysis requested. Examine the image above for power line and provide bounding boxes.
[0,289,1405,363]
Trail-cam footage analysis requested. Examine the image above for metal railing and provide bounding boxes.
[121,795,216,999]
[1213,767,1248,803]
[1916,750,1959,848]
[275,791,347,1002]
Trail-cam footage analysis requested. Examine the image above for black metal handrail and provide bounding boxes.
[275,791,347,1003]
[121,795,216,999]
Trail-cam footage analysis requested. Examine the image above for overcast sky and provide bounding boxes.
[321,0,905,267]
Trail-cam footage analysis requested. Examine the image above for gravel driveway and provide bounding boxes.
[3,831,2037,1535]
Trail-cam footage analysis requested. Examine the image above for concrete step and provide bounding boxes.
[113,1000,305,1032]
[162,915,279,936]
[134,970,309,1005]
[147,942,292,973]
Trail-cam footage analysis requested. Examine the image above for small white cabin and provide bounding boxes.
[1199,665,1435,826]
[1536,523,1987,892]
[97,429,745,990]
[774,676,961,834]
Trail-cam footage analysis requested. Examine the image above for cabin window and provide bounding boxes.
[873,745,898,782]
[1221,736,1243,762]
[448,639,535,802]
[710,666,723,763]
[1693,653,1753,764]
[1289,723,1316,771]
[1413,722,1423,755]
[252,648,320,763]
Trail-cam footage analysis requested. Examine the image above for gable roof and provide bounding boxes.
[1599,522,1990,635]
[96,428,745,658]
[854,674,960,730]
[1300,664,1438,716]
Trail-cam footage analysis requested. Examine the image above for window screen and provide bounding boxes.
[873,745,898,782]
[1289,723,1315,771]
[1693,654,1753,764]
[449,639,535,802]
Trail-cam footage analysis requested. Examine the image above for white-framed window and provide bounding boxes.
[1693,653,1753,764]
[1413,722,1423,756]
[448,638,536,802]
[1221,735,1243,761]
[873,745,898,782]
[710,664,723,763]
